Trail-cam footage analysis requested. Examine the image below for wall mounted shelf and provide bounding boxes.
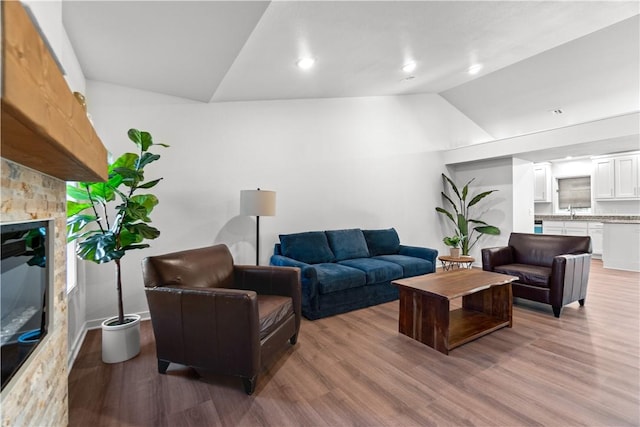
[1,1,107,182]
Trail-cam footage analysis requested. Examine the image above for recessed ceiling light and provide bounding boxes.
[468,63,483,75]
[402,61,416,73]
[297,57,315,70]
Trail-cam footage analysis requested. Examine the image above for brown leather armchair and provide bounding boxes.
[482,233,591,318]
[141,244,301,394]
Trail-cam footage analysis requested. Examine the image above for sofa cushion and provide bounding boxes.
[279,231,335,264]
[338,258,403,284]
[494,263,551,288]
[373,254,433,277]
[315,263,367,294]
[362,228,400,256]
[325,229,370,261]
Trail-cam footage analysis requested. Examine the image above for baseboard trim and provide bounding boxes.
[67,310,151,371]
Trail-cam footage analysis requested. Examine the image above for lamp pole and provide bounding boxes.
[255,212,260,266]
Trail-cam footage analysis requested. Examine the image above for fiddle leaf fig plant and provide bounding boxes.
[435,173,500,255]
[67,129,168,325]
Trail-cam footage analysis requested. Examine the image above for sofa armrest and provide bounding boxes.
[270,255,318,302]
[234,265,300,297]
[399,245,438,263]
[481,246,514,271]
[551,253,592,306]
[145,286,260,372]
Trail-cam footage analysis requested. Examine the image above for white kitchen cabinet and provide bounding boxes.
[542,220,588,236]
[534,163,551,203]
[542,220,565,235]
[593,153,640,200]
[588,222,603,257]
[614,155,639,198]
[603,222,640,272]
[593,158,615,199]
[542,220,602,256]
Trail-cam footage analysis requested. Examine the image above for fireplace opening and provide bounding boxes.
[1,220,52,390]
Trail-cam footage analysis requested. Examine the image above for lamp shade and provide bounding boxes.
[240,190,276,216]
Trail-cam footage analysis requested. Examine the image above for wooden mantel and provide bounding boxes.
[1,1,107,182]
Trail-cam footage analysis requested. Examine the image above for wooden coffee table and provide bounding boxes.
[392,269,518,355]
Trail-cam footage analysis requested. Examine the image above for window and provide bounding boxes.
[557,176,591,209]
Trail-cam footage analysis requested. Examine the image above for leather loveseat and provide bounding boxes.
[482,232,592,317]
[270,228,437,319]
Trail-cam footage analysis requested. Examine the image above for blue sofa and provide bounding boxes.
[270,228,438,320]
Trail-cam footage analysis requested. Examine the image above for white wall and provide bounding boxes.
[81,82,489,323]
[512,158,535,232]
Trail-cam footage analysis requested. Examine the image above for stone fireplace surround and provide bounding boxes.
[1,159,68,426]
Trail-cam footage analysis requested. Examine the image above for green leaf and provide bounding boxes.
[122,202,151,223]
[137,152,160,169]
[138,178,162,189]
[67,200,93,217]
[141,131,154,151]
[435,207,455,224]
[67,184,91,201]
[122,243,150,251]
[110,152,138,171]
[468,190,498,208]
[474,225,501,235]
[441,192,459,216]
[67,214,98,236]
[457,213,468,237]
[131,194,159,213]
[128,128,153,151]
[127,223,160,239]
[442,174,461,201]
[113,167,144,184]
[76,232,125,263]
[118,228,143,248]
[128,128,142,144]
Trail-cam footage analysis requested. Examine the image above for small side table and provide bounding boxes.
[438,255,475,271]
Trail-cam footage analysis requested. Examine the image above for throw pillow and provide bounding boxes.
[362,228,400,256]
[325,229,370,261]
[279,231,335,264]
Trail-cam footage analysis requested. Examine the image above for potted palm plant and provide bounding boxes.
[436,174,500,256]
[67,129,168,363]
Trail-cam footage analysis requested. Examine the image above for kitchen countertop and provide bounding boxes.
[535,215,640,224]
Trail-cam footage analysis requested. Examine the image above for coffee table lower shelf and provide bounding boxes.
[448,308,511,350]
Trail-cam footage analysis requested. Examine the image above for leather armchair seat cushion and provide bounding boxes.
[279,231,335,264]
[326,229,370,261]
[494,263,551,288]
[362,228,401,256]
[338,258,404,284]
[315,263,366,294]
[258,295,294,340]
[373,254,434,277]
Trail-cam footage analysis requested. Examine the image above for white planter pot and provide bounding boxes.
[449,248,461,258]
[101,314,141,364]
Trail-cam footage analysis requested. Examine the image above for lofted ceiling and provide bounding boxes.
[62,1,640,141]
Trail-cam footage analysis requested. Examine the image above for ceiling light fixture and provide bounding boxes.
[468,63,483,75]
[550,108,564,115]
[402,61,416,73]
[297,57,315,70]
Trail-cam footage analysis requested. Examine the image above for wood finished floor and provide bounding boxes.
[69,260,640,426]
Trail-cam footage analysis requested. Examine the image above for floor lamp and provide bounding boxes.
[240,189,276,266]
